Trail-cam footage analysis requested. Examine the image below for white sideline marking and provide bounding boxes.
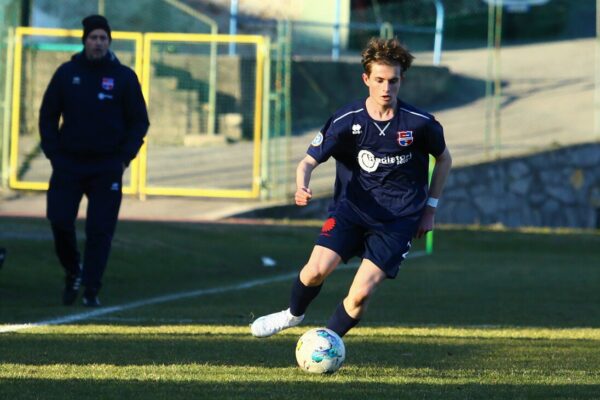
[0,252,426,334]
[0,271,298,334]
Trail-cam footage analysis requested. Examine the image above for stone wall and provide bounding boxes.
[437,142,600,229]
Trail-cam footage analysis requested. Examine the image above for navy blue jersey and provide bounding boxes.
[307,98,446,224]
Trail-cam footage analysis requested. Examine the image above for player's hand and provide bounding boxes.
[295,187,312,206]
[415,206,435,239]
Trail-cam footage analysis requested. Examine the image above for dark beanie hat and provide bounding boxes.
[82,15,112,43]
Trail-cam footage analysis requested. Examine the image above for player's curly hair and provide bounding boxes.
[361,37,414,77]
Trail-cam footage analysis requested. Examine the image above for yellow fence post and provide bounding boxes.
[141,32,266,199]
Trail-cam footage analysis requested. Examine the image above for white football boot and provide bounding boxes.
[251,308,304,338]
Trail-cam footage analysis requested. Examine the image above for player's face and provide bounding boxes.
[362,63,402,108]
[84,29,110,61]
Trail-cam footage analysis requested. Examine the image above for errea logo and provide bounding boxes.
[352,124,362,135]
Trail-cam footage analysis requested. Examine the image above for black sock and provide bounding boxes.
[289,275,322,317]
[326,302,359,337]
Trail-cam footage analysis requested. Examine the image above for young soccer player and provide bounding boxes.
[251,37,452,338]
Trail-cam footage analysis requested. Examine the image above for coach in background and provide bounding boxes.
[39,15,149,307]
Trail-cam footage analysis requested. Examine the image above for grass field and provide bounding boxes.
[1,216,599,399]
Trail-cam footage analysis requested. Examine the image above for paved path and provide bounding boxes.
[419,38,596,165]
[0,188,281,222]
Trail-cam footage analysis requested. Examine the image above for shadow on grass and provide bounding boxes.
[2,333,597,371]
[1,379,599,400]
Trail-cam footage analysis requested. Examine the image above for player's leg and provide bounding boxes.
[251,245,341,338]
[327,229,413,337]
[290,212,364,317]
[291,245,341,315]
[81,166,122,306]
[251,212,364,338]
[47,168,84,305]
[327,259,386,337]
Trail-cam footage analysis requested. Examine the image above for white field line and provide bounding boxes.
[0,271,298,334]
[0,252,426,334]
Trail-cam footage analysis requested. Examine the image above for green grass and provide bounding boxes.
[1,217,599,399]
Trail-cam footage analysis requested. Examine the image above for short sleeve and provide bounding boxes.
[306,116,344,163]
[425,119,446,157]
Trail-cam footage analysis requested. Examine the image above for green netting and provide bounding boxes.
[31,0,215,33]
[144,40,259,191]
[0,0,21,187]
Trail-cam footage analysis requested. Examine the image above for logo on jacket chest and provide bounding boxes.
[98,92,113,100]
[102,77,114,91]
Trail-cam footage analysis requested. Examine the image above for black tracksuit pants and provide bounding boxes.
[47,160,123,291]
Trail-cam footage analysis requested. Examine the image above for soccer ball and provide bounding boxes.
[295,328,345,374]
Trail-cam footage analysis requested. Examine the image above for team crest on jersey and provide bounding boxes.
[352,124,362,135]
[102,77,114,91]
[311,132,324,147]
[397,130,413,147]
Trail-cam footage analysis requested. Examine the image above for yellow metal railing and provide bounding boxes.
[140,32,267,199]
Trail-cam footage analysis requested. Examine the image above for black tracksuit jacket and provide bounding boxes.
[39,51,149,168]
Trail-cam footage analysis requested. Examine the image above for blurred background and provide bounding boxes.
[0,0,598,229]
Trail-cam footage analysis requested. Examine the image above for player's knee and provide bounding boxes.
[347,287,372,309]
[301,262,334,285]
[302,269,326,285]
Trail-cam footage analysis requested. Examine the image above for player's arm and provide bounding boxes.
[295,155,320,206]
[415,147,452,238]
[38,69,63,160]
[121,71,150,168]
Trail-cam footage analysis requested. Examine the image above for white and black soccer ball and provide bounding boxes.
[295,328,346,374]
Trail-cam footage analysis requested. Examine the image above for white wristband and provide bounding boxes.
[426,197,439,208]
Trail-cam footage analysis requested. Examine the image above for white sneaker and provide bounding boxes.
[251,308,304,338]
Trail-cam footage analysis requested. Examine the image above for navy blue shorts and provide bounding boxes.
[315,203,419,279]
